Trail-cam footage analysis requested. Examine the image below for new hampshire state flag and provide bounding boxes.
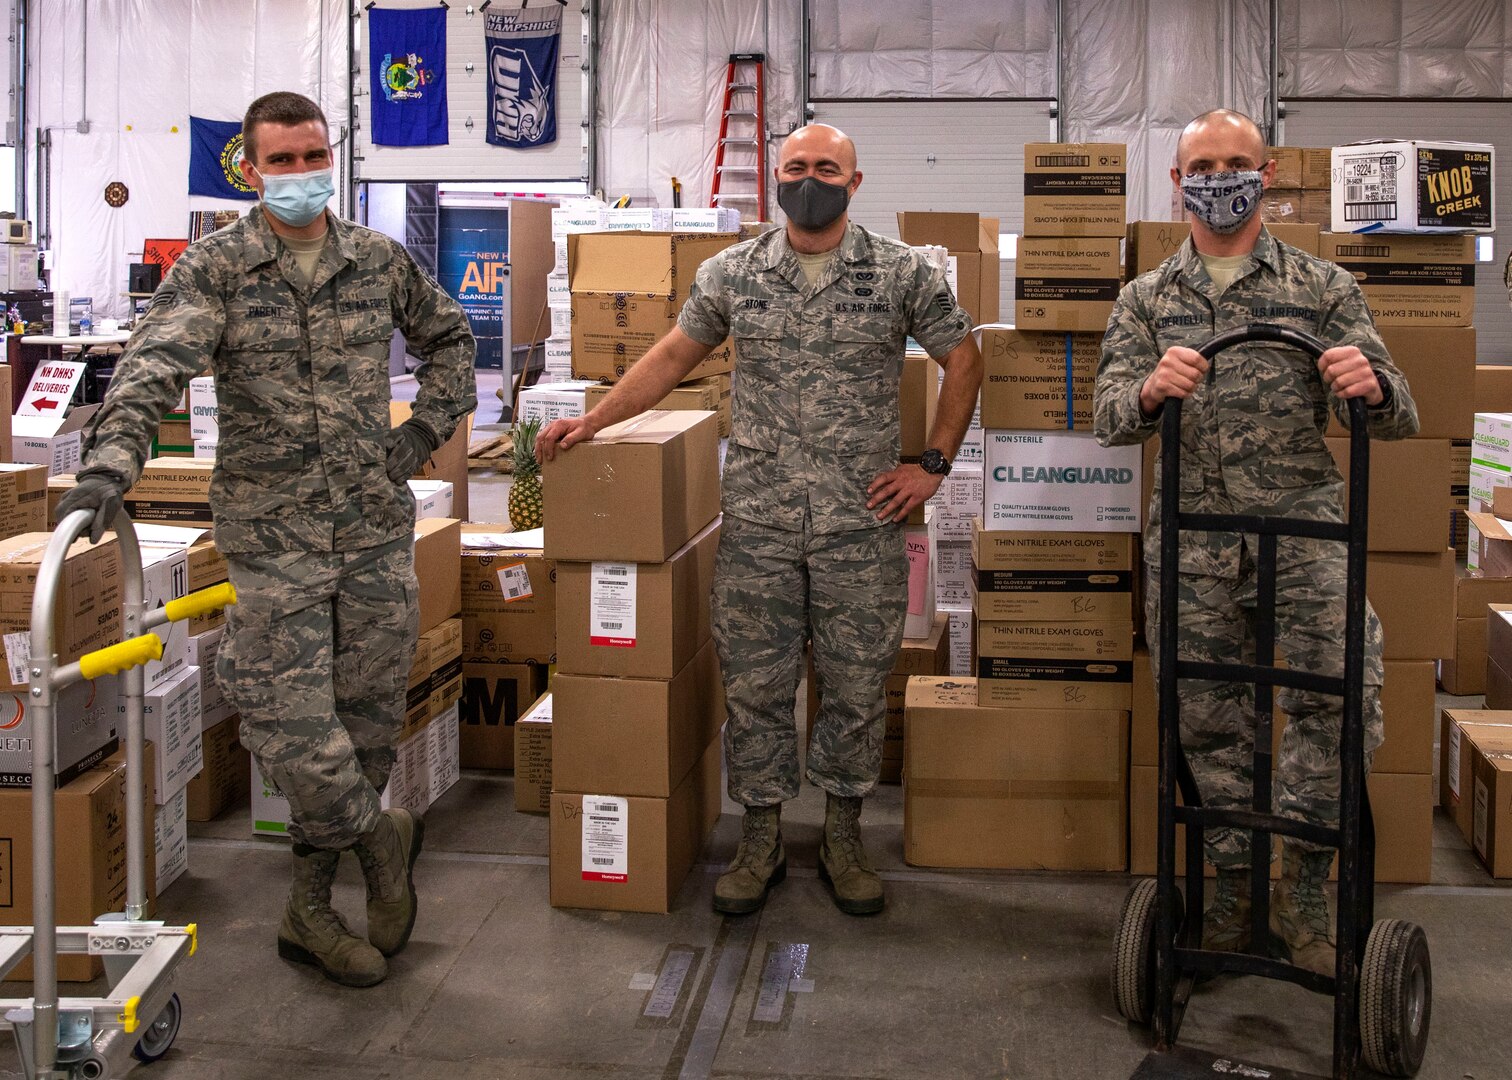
[188,117,258,200]
[369,7,449,146]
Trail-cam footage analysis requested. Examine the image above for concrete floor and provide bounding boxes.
[4,373,1507,1080]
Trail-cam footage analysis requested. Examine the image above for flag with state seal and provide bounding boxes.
[188,116,258,200]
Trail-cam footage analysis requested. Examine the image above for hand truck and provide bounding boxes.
[0,507,236,1079]
[1110,325,1432,1079]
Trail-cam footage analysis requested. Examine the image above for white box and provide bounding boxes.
[936,540,973,608]
[0,673,119,788]
[671,208,742,233]
[139,543,191,693]
[942,606,973,677]
[904,510,938,640]
[188,376,218,440]
[1331,140,1494,234]
[429,702,460,804]
[927,465,984,539]
[408,479,454,520]
[553,238,569,275]
[193,440,217,460]
[600,207,675,232]
[518,381,592,424]
[549,304,572,338]
[542,336,573,380]
[0,245,38,290]
[12,403,98,476]
[1473,413,1512,474]
[546,271,570,306]
[1469,517,1484,575]
[550,203,606,240]
[1469,465,1504,514]
[250,761,290,837]
[141,664,203,804]
[154,787,189,894]
[983,430,1141,532]
[187,625,234,730]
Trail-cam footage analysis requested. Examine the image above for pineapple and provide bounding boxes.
[507,417,544,530]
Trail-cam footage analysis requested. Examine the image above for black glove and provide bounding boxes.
[56,472,125,543]
[385,418,440,482]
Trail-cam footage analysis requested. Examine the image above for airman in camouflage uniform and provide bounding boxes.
[59,93,475,986]
[536,125,981,916]
[1094,109,1418,975]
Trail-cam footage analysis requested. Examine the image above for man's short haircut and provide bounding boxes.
[1177,108,1266,170]
[242,92,329,163]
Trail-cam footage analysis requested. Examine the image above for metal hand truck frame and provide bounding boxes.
[0,507,235,1080]
[1110,325,1432,1080]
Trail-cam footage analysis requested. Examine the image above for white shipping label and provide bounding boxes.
[581,795,629,881]
[497,562,534,603]
[3,632,28,686]
[1473,776,1489,857]
[1449,725,1462,801]
[589,563,637,647]
[945,254,959,299]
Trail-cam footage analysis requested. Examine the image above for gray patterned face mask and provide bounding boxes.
[1181,170,1264,234]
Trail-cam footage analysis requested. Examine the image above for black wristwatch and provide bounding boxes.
[919,449,953,477]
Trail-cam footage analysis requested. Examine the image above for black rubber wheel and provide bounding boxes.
[131,992,182,1064]
[1359,920,1431,1077]
[1111,879,1184,1024]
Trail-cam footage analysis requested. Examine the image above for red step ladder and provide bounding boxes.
[710,52,766,219]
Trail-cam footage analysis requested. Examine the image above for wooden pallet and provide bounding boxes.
[468,432,515,471]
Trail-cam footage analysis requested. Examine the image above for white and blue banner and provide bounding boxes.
[484,7,561,148]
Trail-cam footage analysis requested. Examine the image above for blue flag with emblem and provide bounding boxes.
[369,6,449,146]
[484,6,560,148]
[188,117,258,200]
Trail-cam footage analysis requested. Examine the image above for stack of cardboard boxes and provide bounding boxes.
[542,410,724,913]
[1440,705,1512,878]
[1259,147,1333,225]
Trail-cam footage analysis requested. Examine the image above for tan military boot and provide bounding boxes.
[353,808,425,957]
[1201,868,1252,953]
[277,846,388,987]
[1270,845,1337,976]
[713,805,785,915]
[818,794,884,916]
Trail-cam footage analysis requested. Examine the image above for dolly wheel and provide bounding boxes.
[1360,921,1431,1077]
[1111,879,1182,1025]
[131,992,182,1064]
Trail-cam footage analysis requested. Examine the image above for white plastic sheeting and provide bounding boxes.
[27,0,349,319]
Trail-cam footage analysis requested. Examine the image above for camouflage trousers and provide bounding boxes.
[711,514,908,806]
[1145,535,1383,868]
[217,536,419,849]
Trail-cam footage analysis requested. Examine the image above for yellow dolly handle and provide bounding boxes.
[78,634,164,681]
[164,582,237,623]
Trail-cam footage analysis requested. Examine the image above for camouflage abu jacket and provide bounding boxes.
[678,222,972,534]
[1094,229,1418,578]
[80,205,476,554]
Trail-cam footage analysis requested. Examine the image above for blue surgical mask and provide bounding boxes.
[258,167,335,228]
[1181,169,1264,234]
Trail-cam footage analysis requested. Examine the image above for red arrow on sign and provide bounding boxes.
[30,397,59,411]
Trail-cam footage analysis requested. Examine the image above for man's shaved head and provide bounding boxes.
[1177,109,1266,172]
[779,124,858,173]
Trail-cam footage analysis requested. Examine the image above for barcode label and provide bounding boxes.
[497,562,534,604]
[1334,244,1391,259]
[602,567,628,576]
[601,621,622,630]
[582,795,628,881]
[3,633,29,687]
[1345,201,1398,222]
[590,563,637,647]
[1035,153,1088,168]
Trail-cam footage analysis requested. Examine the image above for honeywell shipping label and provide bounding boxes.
[589,562,638,647]
[497,562,534,603]
[582,795,629,882]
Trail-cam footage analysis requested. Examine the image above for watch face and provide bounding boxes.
[921,450,948,475]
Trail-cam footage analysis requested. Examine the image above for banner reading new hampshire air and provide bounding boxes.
[484,7,560,148]
[369,6,449,146]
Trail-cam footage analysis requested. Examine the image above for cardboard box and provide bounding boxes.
[425,617,463,722]
[1374,660,1437,775]
[458,661,549,770]
[936,539,972,608]
[1331,140,1494,233]
[900,350,942,460]
[1470,738,1512,876]
[555,516,719,679]
[1466,513,1512,578]
[983,430,1141,532]
[122,458,214,526]
[0,748,157,980]
[584,375,732,437]
[553,638,724,799]
[188,375,217,440]
[978,327,1099,430]
[905,513,938,640]
[382,702,461,816]
[518,381,591,425]
[187,626,234,730]
[404,633,433,737]
[670,208,742,233]
[925,465,983,539]
[542,410,720,564]
[971,522,1133,622]
[408,479,454,520]
[0,674,119,789]
[186,713,250,821]
[1013,237,1122,332]
[460,525,556,663]
[903,677,1126,869]
[413,517,462,634]
[1300,148,1332,190]
[515,693,553,814]
[1268,147,1303,189]
[1440,617,1488,696]
[138,542,191,692]
[1476,365,1512,416]
[943,605,972,676]
[142,664,202,804]
[1124,222,1321,281]
[1489,650,1512,711]
[975,618,1133,710]
[896,212,1001,325]
[1023,143,1127,237]
[1441,712,1512,839]
[1323,438,1449,552]
[1327,326,1473,441]
[1472,411,1512,474]
[154,787,188,894]
[0,463,47,541]
[1260,187,1331,225]
[1319,233,1475,327]
[390,400,471,521]
[0,532,122,693]
[12,402,98,476]
[1367,550,1454,660]
[548,737,722,913]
